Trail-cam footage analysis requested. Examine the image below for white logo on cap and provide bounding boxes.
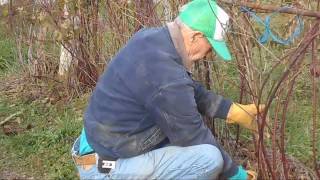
[214,6,230,41]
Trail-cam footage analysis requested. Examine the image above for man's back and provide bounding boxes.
[84,26,189,159]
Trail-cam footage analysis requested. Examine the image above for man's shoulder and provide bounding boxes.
[134,26,168,39]
[103,26,189,97]
[110,26,182,78]
[129,26,174,52]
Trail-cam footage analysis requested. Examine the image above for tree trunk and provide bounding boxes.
[58,4,72,76]
[58,45,72,76]
[73,0,99,89]
[133,0,160,31]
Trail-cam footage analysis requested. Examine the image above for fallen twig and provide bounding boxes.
[0,111,23,126]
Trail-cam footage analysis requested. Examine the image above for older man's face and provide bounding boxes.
[189,33,212,61]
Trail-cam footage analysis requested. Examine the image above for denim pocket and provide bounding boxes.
[77,164,109,180]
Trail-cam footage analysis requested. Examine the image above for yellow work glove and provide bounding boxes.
[247,170,257,180]
[226,103,265,131]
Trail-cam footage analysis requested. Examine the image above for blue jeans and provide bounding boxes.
[71,138,224,179]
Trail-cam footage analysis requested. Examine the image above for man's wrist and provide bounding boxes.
[215,98,232,119]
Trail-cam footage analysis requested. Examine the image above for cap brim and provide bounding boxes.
[207,38,232,61]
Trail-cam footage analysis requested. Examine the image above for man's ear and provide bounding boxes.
[191,31,204,42]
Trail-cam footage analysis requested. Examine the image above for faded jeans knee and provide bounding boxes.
[193,144,224,178]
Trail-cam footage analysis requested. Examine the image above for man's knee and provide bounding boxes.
[193,144,224,171]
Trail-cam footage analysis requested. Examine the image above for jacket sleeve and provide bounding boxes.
[145,79,238,178]
[193,80,232,119]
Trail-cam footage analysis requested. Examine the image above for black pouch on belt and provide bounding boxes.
[97,155,117,174]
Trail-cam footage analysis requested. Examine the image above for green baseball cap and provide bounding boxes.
[179,0,232,61]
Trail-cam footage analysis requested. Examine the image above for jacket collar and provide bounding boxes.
[167,21,192,72]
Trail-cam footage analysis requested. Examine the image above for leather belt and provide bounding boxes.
[73,153,97,165]
[73,153,117,174]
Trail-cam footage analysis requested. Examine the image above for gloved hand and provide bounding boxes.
[229,166,257,180]
[226,103,265,131]
[247,170,257,180]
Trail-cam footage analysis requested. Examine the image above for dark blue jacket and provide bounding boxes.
[84,26,238,178]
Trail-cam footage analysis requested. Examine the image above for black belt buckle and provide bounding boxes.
[97,156,116,174]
